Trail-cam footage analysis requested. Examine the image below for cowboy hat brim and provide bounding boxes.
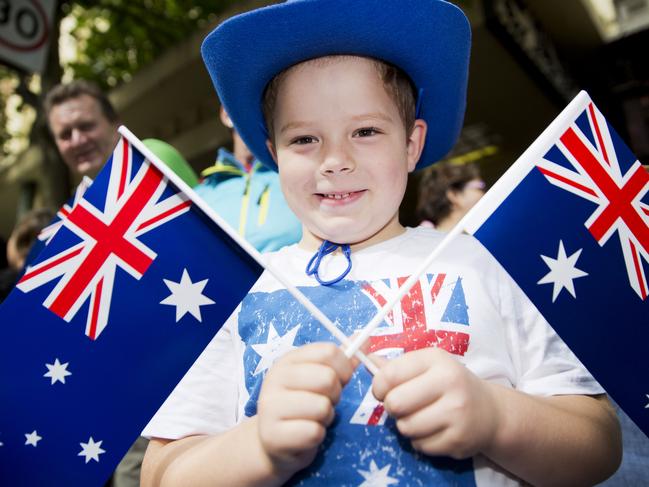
[201,0,471,171]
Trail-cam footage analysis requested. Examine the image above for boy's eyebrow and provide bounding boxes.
[350,112,394,124]
[278,112,395,134]
[278,120,313,135]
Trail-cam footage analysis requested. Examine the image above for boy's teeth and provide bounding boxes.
[326,193,350,199]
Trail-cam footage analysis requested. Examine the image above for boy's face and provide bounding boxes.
[268,56,426,249]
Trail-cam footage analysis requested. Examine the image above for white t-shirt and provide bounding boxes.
[144,227,602,486]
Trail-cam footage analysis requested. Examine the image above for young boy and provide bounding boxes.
[142,1,621,486]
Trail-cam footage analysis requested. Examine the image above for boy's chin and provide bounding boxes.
[310,225,401,248]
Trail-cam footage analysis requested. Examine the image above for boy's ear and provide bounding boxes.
[266,139,278,165]
[406,119,427,172]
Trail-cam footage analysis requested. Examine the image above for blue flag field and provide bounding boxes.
[0,128,263,486]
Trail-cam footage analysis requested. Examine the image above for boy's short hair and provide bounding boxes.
[262,56,417,141]
[44,80,118,123]
[201,0,471,171]
[417,162,481,225]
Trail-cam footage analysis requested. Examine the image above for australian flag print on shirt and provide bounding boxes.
[239,273,476,486]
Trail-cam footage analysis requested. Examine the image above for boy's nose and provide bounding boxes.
[320,144,355,175]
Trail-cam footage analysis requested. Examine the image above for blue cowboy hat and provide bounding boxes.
[201,0,471,171]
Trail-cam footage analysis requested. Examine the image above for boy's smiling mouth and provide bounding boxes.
[316,190,366,204]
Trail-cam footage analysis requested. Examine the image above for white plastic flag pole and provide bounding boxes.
[120,126,379,375]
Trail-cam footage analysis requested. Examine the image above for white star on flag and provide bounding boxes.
[44,358,72,385]
[537,240,588,302]
[251,324,301,375]
[78,437,105,463]
[160,268,215,322]
[645,394,649,409]
[357,459,399,487]
[24,430,42,447]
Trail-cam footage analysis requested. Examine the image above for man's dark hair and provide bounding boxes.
[43,80,118,123]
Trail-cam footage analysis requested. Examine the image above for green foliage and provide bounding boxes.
[0,0,237,156]
[64,0,238,89]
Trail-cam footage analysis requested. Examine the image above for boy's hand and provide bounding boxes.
[372,347,501,459]
[256,342,357,477]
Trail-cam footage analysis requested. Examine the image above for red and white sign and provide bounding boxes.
[0,0,57,73]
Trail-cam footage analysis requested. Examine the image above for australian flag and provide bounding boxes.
[0,128,263,486]
[462,91,649,439]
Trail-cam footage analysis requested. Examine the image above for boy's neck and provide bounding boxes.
[298,220,407,252]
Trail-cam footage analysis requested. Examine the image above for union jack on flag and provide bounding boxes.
[17,138,192,340]
[462,91,649,439]
[536,101,649,300]
[0,128,264,486]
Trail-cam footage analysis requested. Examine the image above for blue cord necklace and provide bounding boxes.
[305,240,352,286]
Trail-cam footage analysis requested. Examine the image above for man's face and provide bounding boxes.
[48,94,119,177]
[269,56,425,249]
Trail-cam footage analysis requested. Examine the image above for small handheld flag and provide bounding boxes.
[347,91,649,439]
[0,131,264,486]
[0,126,377,487]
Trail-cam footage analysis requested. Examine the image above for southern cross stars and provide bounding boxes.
[161,268,215,322]
[357,460,399,487]
[538,240,588,302]
[78,437,105,463]
[251,324,301,375]
[24,430,42,447]
[44,358,72,385]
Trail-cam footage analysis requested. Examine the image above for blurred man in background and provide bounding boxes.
[45,80,120,180]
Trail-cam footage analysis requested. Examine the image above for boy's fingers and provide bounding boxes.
[279,342,356,383]
[263,419,328,453]
[380,369,442,418]
[274,363,343,402]
[372,348,445,400]
[410,427,474,459]
[394,401,447,440]
[262,390,336,426]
